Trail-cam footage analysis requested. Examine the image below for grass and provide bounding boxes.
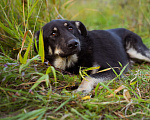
[0,0,150,119]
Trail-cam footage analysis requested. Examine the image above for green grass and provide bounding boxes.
[0,0,150,119]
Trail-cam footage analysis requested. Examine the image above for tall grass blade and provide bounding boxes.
[39,30,45,63]
[0,4,20,39]
[95,83,100,97]
[19,108,46,120]
[18,30,28,62]
[54,97,71,112]
[22,37,33,64]
[45,73,50,87]
[29,74,47,91]
[27,0,39,20]
[118,63,128,76]
[99,82,118,98]
[19,52,23,64]
[107,64,119,78]
[71,108,89,120]
[18,30,33,64]
[50,66,57,87]
[106,63,129,86]
[19,55,40,73]
[0,5,14,31]
[36,110,46,120]
[82,66,100,72]
[34,37,38,52]
[0,22,15,38]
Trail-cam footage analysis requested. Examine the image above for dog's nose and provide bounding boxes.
[67,39,79,49]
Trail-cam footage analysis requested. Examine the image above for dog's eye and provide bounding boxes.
[51,32,56,37]
[68,27,73,30]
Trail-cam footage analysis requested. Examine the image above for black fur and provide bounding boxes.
[34,19,150,93]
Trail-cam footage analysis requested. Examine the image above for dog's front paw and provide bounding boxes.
[75,88,92,94]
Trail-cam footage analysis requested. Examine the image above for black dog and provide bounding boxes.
[34,19,150,93]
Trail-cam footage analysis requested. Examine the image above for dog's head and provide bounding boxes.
[34,19,87,58]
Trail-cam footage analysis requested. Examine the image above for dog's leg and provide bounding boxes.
[76,68,121,93]
[76,76,106,93]
[125,34,150,62]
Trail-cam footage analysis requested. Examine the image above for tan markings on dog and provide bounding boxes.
[76,76,107,93]
[127,48,150,62]
[64,23,68,26]
[75,21,81,34]
[54,56,66,70]
[91,62,99,74]
[67,54,78,68]
[53,54,78,70]
[53,27,57,31]
[54,47,64,55]
[75,21,80,28]
[48,46,53,55]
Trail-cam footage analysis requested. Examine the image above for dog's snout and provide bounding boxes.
[67,39,79,49]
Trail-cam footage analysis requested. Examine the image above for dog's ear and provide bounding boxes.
[34,30,40,53]
[71,21,87,37]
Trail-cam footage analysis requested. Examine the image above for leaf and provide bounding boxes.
[34,37,38,52]
[82,66,100,72]
[79,67,90,81]
[123,89,131,102]
[46,66,52,74]
[29,74,47,91]
[23,37,33,64]
[107,85,126,98]
[38,29,45,63]
[97,67,113,73]
[50,66,57,87]
[19,52,23,64]
[82,95,91,100]
[46,66,57,87]
[45,74,50,87]
[130,80,137,85]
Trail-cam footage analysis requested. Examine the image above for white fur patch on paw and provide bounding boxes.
[76,76,105,93]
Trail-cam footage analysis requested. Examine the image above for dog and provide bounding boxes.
[34,19,150,93]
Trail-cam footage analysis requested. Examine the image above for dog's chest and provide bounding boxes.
[53,54,78,70]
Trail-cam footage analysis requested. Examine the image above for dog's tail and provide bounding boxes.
[125,33,150,62]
